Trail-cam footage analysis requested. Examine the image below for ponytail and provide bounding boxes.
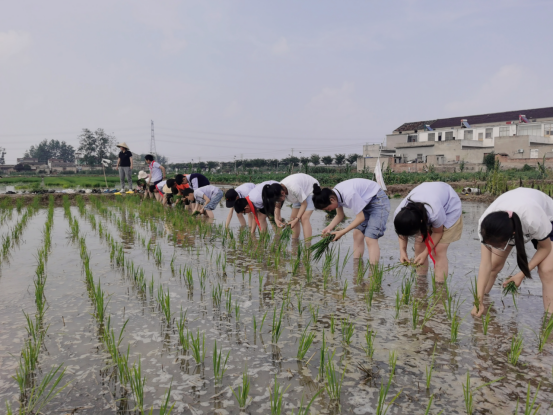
[394,200,431,241]
[261,183,283,215]
[312,184,336,209]
[481,211,531,278]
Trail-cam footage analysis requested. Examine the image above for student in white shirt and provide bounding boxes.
[261,173,319,239]
[182,185,223,218]
[144,154,166,201]
[472,188,553,316]
[312,178,390,263]
[225,183,255,228]
[234,180,279,234]
[393,182,463,282]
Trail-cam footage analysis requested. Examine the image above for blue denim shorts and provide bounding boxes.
[354,189,390,239]
[292,195,315,211]
[205,189,223,211]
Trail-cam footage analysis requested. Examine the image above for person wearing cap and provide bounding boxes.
[225,183,255,228]
[136,171,149,194]
[116,143,133,193]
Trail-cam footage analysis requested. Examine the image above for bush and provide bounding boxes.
[522,164,535,171]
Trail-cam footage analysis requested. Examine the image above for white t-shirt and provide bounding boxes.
[478,188,553,243]
[149,161,163,182]
[394,182,462,229]
[248,180,279,209]
[333,179,381,215]
[281,173,319,204]
[155,180,167,192]
[235,183,255,198]
[194,185,220,204]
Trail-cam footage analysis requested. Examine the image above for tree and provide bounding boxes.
[322,156,333,166]
[300,157,309,166]
[14,163,32,172]
[334,154,346,166]
[206,161,219,172]
[347,153,361,165]
[24,139,75,163]
[78,128,116,166]
[483,152,495,171]
[197,161,207,171]
[310,154,320,166]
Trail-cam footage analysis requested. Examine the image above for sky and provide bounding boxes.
[0,0,552,164]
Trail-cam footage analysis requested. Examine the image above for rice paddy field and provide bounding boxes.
[0,194,552,414]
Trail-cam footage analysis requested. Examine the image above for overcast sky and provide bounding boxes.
[1,0,552,164]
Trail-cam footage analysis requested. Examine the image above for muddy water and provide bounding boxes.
[0,198,551,414]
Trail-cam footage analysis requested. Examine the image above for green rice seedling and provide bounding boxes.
[189,329,206,364]
[462,372,472,415]
[212,283,222,306]
[231,366,251,409]
[292,256,302,276]
[517,381,541,415]
[225,290,233,315]
[309,233,334,262]
[342,280,348,300]
[388,350,397,377]
[507,332,524,365]
[258,272,264,292]
[305,262,313,283]
[234,300,240,321]
[212,340,230,384]
[269,376,290,415]
[154,244,163,266]
[309,304,319,325]
[170,253,176,273]
[329,314,336,335]
[292,389,322,415]
[537,312,553,352]
[375,371,402,415]
[355,260,371,285]
[295,290,304,315]
[271,303,285,343]
[394,290,402,319]
[322,269,330,290]
[260,310,269,334]
[341,317,355,346]
[469,276,480,314]
[199,268,207,292]
[279,224,293,248]
[450,310,461,343]
[129,357,146,412]
[324,353,345,401]
[421,295,439,329]
[362,327,376,358]
[336,247,352,279]
[369,263,385,291]
[149,275,154,297]
[318,331,331,380]
[423,395,444,415]
[425,343,436,389]
[297,324,315,360]
[18,364,69,415]
[252,315,257,334]
[176,309,190,351]
[157,286,172,324]
[411,299,419,330]
[92,279,109,323]
[401,277,413,305]
[155,382,176,415]
[482,305,492,335]
[503,280,519,310]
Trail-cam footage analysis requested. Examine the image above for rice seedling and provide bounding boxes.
[388,350,397,377]
[305,263,313,283]
[423,395,444,415]
[318,331,328,380]
[212,283,222,306]
[450,310,462,343]
[469,276,481,314]
[259,310,269,334]
[329,314,336,335]
[515,381,542,415]
[225,290,233,315]
[189,329,206,364]
[411,299,419,330]
[157,285,172,324]
[92,279,109,323]
[421,295,439,329]
[279,224,293,248]
[482,305,492,335]
[295,290,304,315]
[309,233,334,262]
[375,371,402,415]
[234,300,240,321]
[212,340,230,384]
[461,372,504,415]
[362,327,376,358]
[309,304,319,325]
[425,343,436,389]
[394,289,401,319]
[17,364,69,415]
[231,367,251,409]
[502,280,519,310]
[341,317,355,345]
[342,280,348,300]
[401,277,413,305]
[269,376,290,415]
[176,308,189,351]
[507,332,524,365]
[537,312,553,352]
[335,247,352,279]
[324,353,345,401]
[271,303,285,343]
[297,324,315,360]
[129,357,146,412]
[364,289,374,312]
[292,389,322,415]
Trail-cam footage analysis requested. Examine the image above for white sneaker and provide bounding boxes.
[120,189,125,193]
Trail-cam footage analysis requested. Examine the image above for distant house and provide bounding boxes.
[48,158,77,173]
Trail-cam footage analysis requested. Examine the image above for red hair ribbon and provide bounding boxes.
[424,235,436,266]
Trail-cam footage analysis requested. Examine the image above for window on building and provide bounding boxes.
[544,123,553,136]
[464,130,473,140]
[407,134,417,143]
[416,154,423,162]
[485,128,493,138]
[445,131,454,141]
[428,133,435,141]
[478,132,484,140]
[518,124,542,136]
[530,149,539,159]
[499,126,511,136]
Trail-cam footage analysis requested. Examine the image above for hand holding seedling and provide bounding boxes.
[413,251,428,265]
[400,251,409,263]
[289,217,300,228]
[321,226,333,235]
[331,230,345,242]
[503,272,524,288]
[275,217,286,228]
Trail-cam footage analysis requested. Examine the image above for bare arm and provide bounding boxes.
[274,203,284,227]
[414,226,444,265]
[225,208,234,228]
[398,237,409,262]
[290,199,308,229]
[160,166,166,180]
[472,244,492,317]
[322,207,345,234]
[503,239,552,287]
[130,157,133,170]
[331,211,366,241]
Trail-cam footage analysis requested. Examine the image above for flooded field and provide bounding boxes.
[0,195,551,414]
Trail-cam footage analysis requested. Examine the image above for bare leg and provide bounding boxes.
[433,243,450,283]
[365,237,380,265]
[414,237,429,277]
[258,212,268,232]
[484,246,512,294]
[353,229,365,259]
[301,210,313,239]
[289,208,301,239]
[537,241,553,313]
[205,210,214,219]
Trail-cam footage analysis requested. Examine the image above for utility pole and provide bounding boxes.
[150,120,157,158]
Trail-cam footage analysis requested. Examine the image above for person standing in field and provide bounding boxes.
[116,142,133,192]
[144,154,166,201]
[312,178,390,264]
[472,187,553,317]
[225,183,255,228]
[234,180,280,234]
[261,173,319,240]
[393,182,463,283]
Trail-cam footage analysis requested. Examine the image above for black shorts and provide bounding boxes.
[531,222,553,250]
[258,207,267,215]
[149,180,162,193]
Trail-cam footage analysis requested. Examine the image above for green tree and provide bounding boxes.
[347,153,361,165]
[24,139,75,163]
[78,128,116,166]
[310,154,320,166]
[300,157,309,166]
[207,161,219,172]
[322,156,333,166]
[14,163,32,172]
[334,154,346,165]
[483,152,495,172]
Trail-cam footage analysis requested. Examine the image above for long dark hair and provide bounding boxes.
[394,200,431,241]
[481,211,530,278]
[312,184,336,209]
[234,198,249,214]
[261,183,283,215]
[175,174,184,185]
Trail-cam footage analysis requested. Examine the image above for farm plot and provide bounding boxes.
[0,195,551,414]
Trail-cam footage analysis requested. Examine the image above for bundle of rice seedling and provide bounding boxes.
[309,233,335,261]
[279,224,293,246]
[192,211,201,216]
[503,280,518,310]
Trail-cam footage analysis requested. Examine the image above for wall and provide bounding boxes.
[385,133,408,148]
[495,154,553,170]
[357,157,390,172]
[494,135,553,159]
